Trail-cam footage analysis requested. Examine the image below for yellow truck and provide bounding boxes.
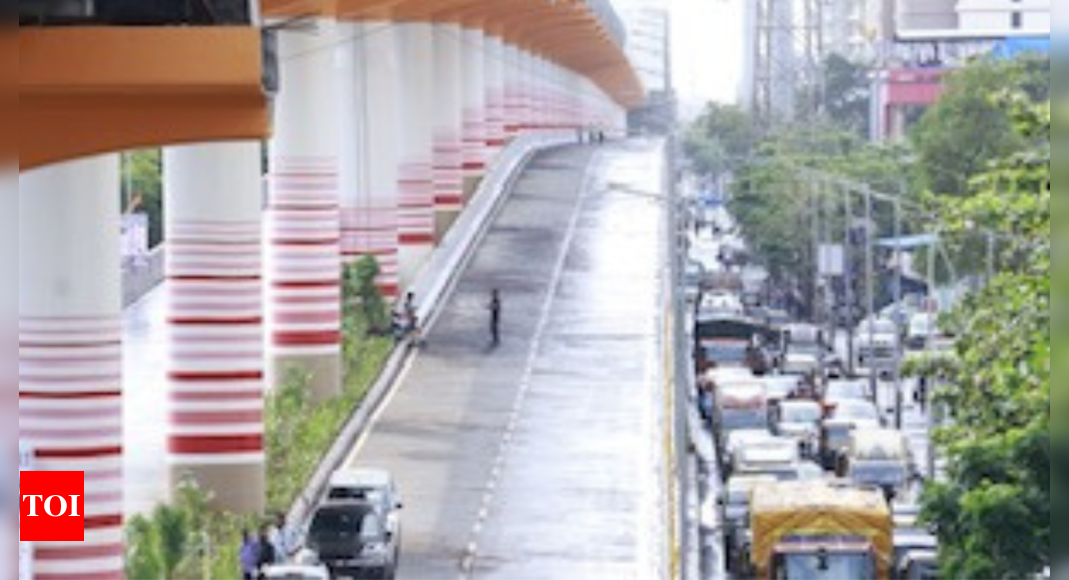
[750,481,893,580]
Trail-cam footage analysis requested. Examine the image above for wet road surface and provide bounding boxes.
[347,141,671,580]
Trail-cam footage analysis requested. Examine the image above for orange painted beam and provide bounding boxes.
[21,27,269,171]
[263,0,643,108]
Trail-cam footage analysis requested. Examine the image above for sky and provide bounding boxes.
[614,0,745,114]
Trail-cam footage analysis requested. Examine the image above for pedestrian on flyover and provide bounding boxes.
[270,511,300,563]
[488,289,502,345]
[239,530,258,580]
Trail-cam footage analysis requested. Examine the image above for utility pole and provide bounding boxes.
[811,177,822,325]
[864,186,878,404]
[893,192,904,430]
[843,182,856,377]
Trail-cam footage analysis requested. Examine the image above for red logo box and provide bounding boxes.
[20,471,85,542]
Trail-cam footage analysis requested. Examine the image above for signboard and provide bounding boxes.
[19,441,33,580]
[819,244,846,277]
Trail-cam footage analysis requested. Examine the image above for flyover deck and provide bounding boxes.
[347,141,671,580]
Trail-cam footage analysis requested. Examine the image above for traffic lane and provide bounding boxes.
[471,141,669,580]
[348,147,597,580]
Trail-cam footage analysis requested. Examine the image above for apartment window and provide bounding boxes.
[1011,12,1024,29]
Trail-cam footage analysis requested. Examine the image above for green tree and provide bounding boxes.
[683,103,757,178]
[730,123,917,292]
[125,514,163,580]
[822,53,871,137]
[920,100,1049,579]
[346,256,390,335]
[121,149,165,247]
[911,55,1049,198]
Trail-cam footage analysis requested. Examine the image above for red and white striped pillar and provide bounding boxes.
[163,142,265,514]
[267,22,343,400]
[396,22,436,288]
[431,22,465,240]
[460,26,487,204]
[483,33,507,163]
[348,21,401,298]
[19,156,124,580]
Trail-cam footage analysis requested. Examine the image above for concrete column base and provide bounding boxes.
[463,175,483,204]
[435,210,461,242]
[269,352,343,402]
[170,462,265,515]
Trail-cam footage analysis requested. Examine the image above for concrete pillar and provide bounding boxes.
[501,43,522,140]
[460,26,487,202]
[350,21,401,298]
[483,34,507,162]
[267,22,343,400]
[432,23,465,240]
[163,142,266,515]
[19,156,124,579]
[396,23,436,288]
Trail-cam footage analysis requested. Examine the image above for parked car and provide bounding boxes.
[326,469,403,551]
[306,501,398,580]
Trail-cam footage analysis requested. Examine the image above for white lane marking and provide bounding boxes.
[459,149,603,580]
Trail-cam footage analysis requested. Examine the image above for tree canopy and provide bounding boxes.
[911,55,1049,198]
[920,99,1049,580]
[683,103,757,179]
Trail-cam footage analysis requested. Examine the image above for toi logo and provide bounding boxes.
[19,471,84,542]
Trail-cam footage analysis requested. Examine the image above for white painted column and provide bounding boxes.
[19,156,124,580]
[501,43,522,140]
[351,21,402,298]
[395,22,436,288]
[483,34,507,161]
[460,26,487,202]
[432,23,465,239]
[163,142,265,515]
[267,22,343,400]
[1,171,12,580]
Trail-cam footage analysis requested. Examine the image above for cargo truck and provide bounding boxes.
[750,481,893,580]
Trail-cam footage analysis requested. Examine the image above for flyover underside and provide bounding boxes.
[348,141,670,580]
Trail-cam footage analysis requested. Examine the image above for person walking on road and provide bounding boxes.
[488,289,502,345]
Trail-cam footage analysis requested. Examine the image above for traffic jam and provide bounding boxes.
[685,190,945,580]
